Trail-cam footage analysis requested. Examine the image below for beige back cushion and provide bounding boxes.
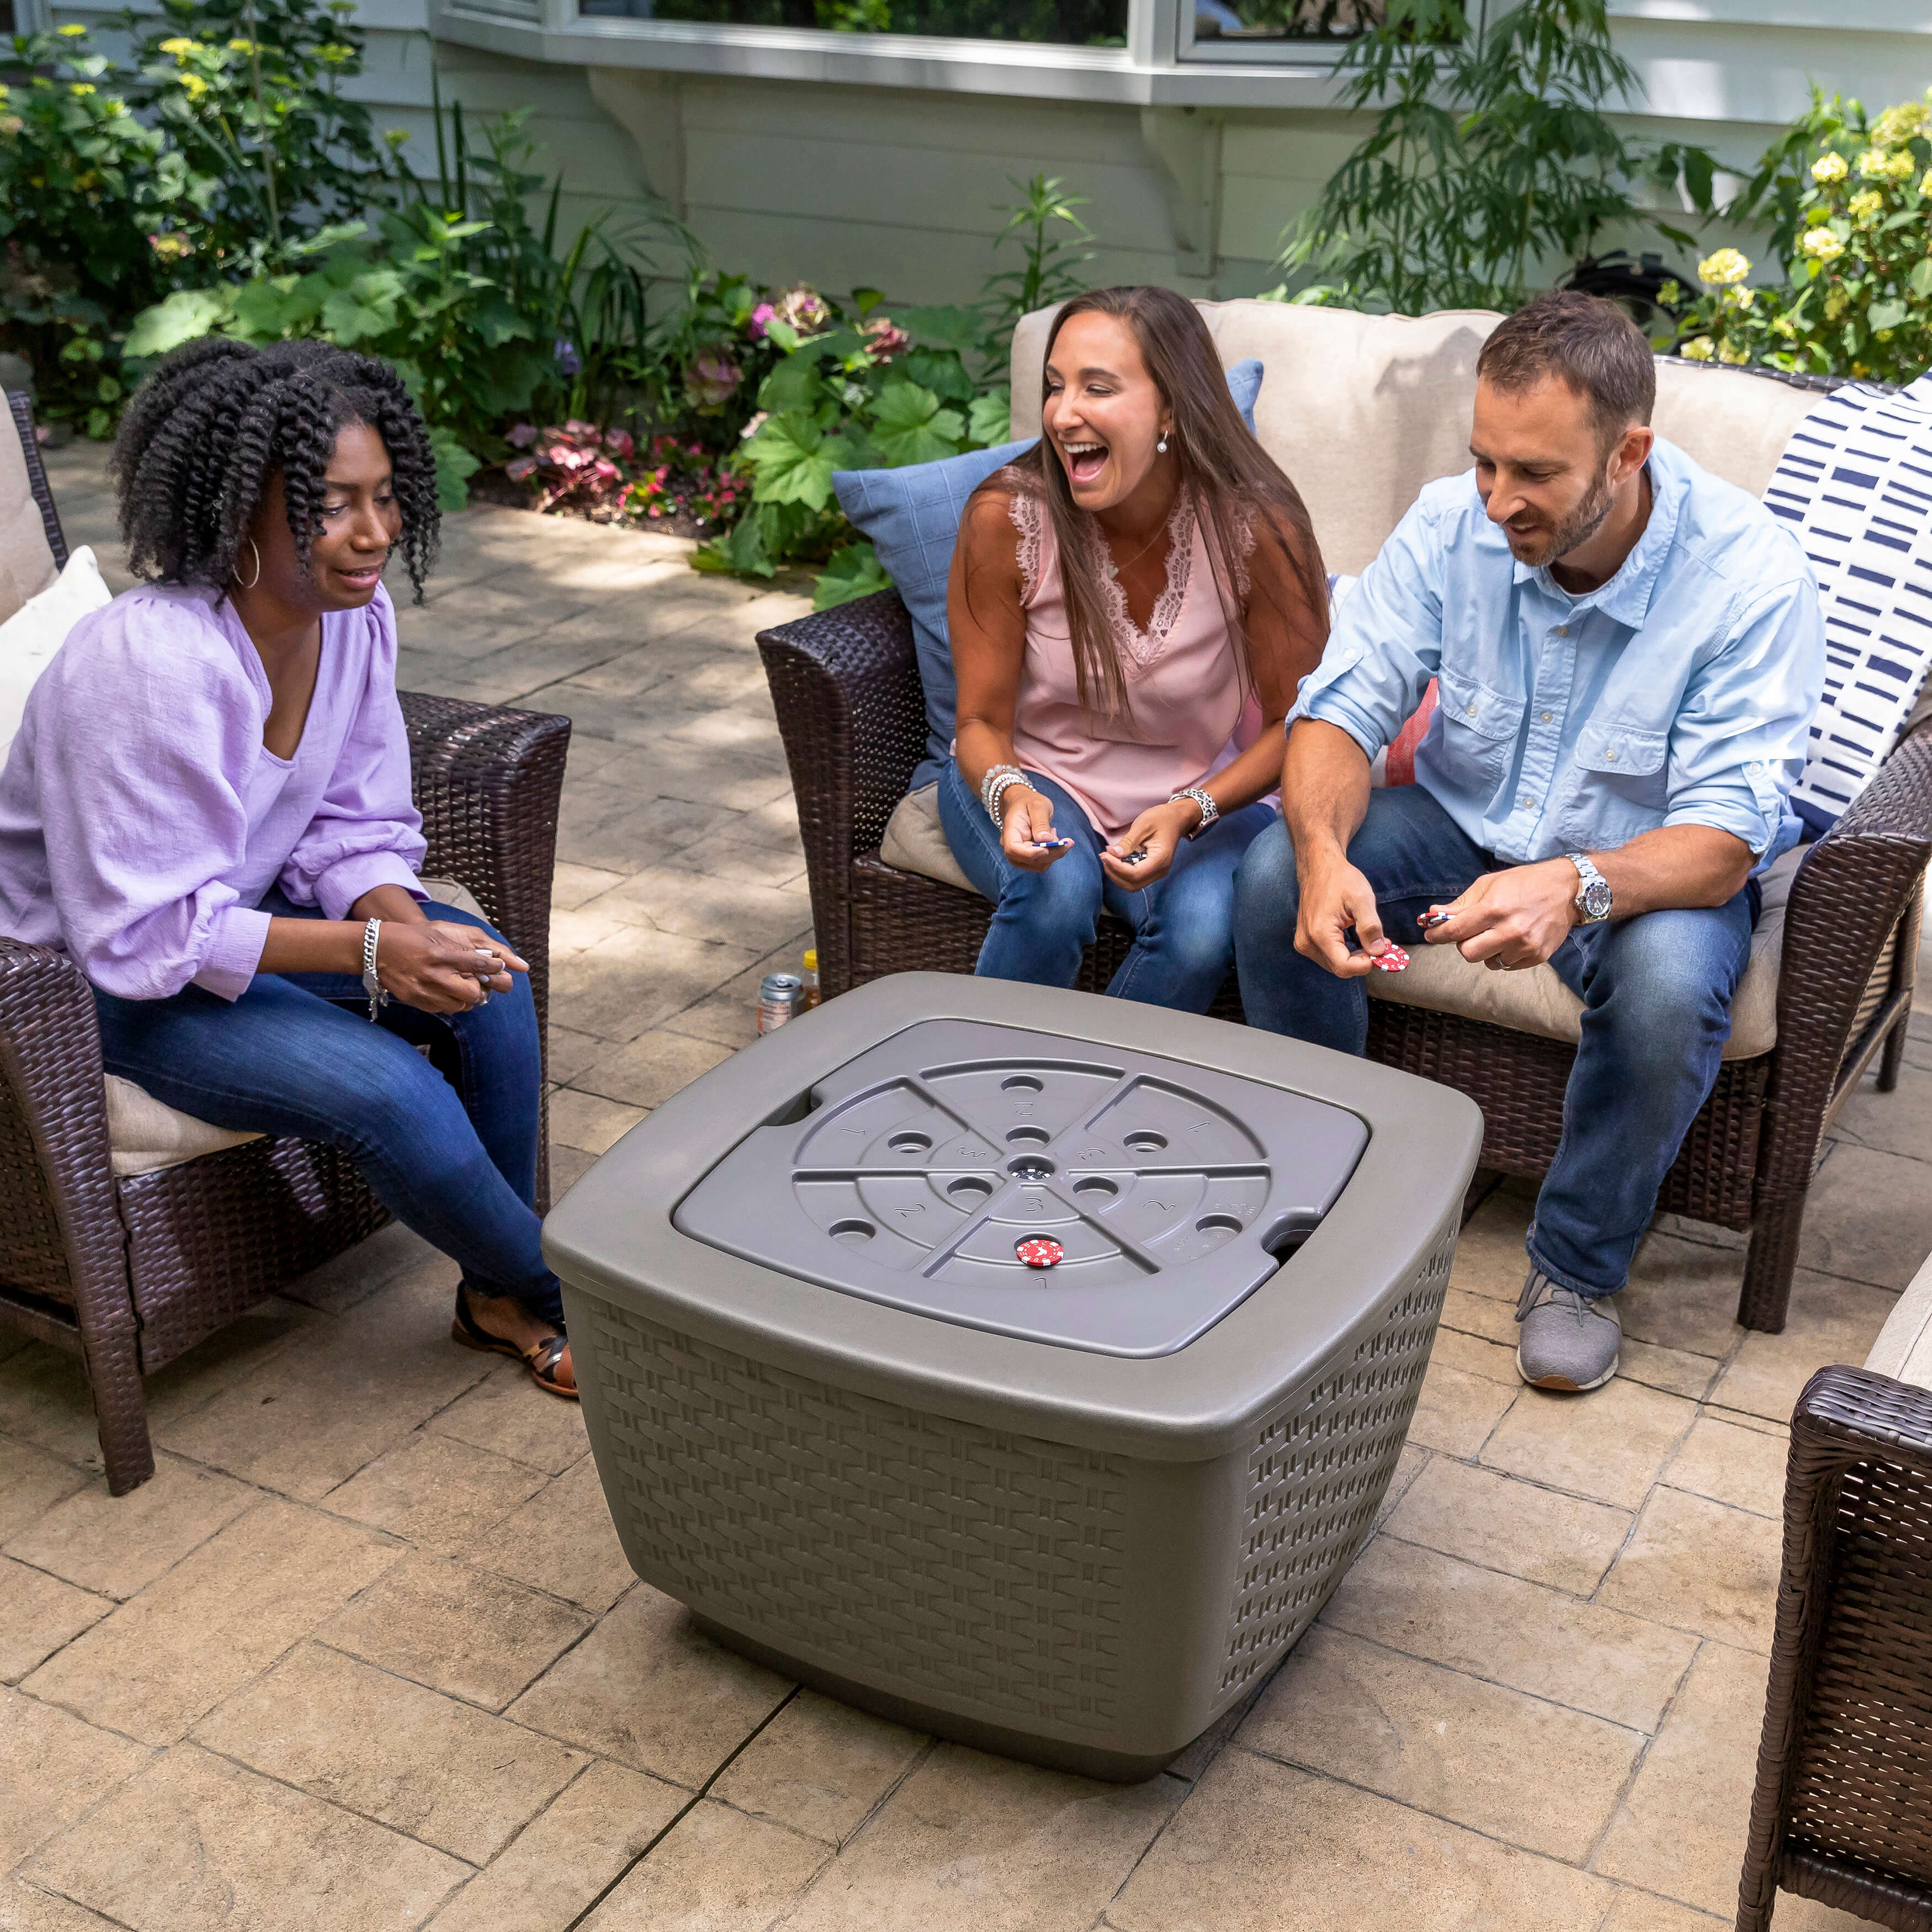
[1009,302,1825,574]
[0,405,58,628]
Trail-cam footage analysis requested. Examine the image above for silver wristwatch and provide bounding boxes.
[1170,787,1219,839]
[1567,853,1613,923]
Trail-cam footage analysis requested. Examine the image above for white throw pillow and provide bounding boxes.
[0,545,112,760]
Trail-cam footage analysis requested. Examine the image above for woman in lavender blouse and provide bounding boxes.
[0,339,576,1399]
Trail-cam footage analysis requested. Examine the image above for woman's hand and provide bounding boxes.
[378,921,528,1013]
[1000,788,1073,872]
[1101,798,1198,887]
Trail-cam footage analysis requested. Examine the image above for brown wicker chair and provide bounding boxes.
[1737,1362,1932,1930]
[0,396,571,1495]
[756,588,1930,1341]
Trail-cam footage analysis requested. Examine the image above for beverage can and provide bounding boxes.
[757,972,804,1034]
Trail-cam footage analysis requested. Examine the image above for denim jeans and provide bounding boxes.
[937,759,1275,1013]
[1233,784,1760,1296]
[91,889,564,1326]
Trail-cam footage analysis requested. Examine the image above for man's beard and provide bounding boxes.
[1505,470,1615,569]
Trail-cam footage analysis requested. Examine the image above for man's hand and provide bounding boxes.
[378,921,529,1013]
[1423,859,1579,970]
[1297,855,1401,979]
[1102,799,1197,886]
[1000,788,1071,872]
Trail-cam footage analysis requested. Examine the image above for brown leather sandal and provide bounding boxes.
[451,1291,578,1400]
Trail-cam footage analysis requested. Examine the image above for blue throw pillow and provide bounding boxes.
[834,359,1265,792]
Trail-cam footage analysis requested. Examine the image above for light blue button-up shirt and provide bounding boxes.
[1292,437,1826,868]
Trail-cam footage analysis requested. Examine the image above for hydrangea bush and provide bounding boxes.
[1662,89,1932,385]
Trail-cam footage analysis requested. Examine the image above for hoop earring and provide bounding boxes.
[235,538,261,591]
[1157,433,1169,454]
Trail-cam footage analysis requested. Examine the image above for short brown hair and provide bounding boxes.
[1476,291,1655,447]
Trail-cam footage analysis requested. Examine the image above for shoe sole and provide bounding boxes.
[1515,1347,1618,1393]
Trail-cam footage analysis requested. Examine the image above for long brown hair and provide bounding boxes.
[1001,285,1329,725]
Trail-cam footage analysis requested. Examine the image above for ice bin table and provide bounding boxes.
[546,975,1482,1780]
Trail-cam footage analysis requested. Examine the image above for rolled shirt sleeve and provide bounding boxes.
[1663,578,1826,857]
[1291,495,1446,760]
[10,603,273,1001]
[276,586,427,920]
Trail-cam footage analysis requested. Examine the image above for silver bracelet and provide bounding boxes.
[1169,787,1219,839]
[982,765,1031,824]
[361,918,388,1022]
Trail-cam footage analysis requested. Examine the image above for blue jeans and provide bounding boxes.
[937,760,1275,1013]
[92,890,564,1326]
[1233,784,1759,1296]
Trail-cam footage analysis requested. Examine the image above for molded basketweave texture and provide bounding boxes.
[576,1290,1132,1732]
[1224,1218,1456,1691]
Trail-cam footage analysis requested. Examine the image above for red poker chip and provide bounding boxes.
[1016,1238,1064,1269]
[1371,946,1410,973]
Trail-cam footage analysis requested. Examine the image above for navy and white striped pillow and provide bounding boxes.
[1763,374,1932,832]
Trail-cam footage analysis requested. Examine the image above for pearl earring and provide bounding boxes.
[1157,433,1169,454]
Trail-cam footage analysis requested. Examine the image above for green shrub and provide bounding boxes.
[1660,89,1932,386]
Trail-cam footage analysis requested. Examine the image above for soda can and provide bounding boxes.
[757,972,804,1034]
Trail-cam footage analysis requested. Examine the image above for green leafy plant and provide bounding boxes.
[979,173,1096,364]
[1659,89,1932,385]
[1276,0,1718,314]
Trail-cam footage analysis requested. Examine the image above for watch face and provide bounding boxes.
[1583,878,1613,920]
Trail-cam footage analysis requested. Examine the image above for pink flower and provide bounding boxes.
[684,350,742,409]
[861,315,909,361]
[506,423,538,449]
[604,427,634,459]
[563,418,599,440]
[772,285,830,336]
[747,301,776,340]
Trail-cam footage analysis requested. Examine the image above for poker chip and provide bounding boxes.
[1371,946,1410,973]
[1016,1237,1064,1269]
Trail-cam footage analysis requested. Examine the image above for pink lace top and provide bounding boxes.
[1000,484,1263,841]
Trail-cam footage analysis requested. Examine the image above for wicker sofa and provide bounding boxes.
[1737,1255,1932,1929]
[756,304,1931,1337]
[0,395,571,1494]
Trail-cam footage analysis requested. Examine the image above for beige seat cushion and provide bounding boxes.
[0,405,59,628]
[879,782,1796,1062]
[1866,1250,1932,1392]
[99,875,487,1178]
[1010,302,1826,570]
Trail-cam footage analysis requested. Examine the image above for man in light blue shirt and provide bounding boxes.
[1234,291,1824,1396]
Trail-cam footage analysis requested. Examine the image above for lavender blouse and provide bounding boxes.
[0,582,427,1002]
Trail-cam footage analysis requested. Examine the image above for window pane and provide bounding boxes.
[1193,0,1377,40]
[580,0,1128,44]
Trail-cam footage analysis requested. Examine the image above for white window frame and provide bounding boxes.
[429,0,1358,104]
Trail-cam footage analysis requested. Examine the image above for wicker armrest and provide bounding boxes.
[0,939,131,1326]
[756,588,927,994]
[400,691,570,1038]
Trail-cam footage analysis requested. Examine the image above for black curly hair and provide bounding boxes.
[112,337,441,602]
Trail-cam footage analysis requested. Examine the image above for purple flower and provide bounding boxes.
[747,302,776,340]
[506,423,538,449]
[554,338,582,376]
[505,454,538,482]
[684,349,742,409]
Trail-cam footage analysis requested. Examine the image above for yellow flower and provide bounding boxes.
[1812,152,1849,184]
[1801,228,1845,262]
[56,20,86,33]
[68,82,94,94]
[1681,336,1715,362]
[316,41,354,61]
[1923,171,1932,198]
[1729,285,1756,311]
[147,231,194,262]
[1857,148,1914,182]
[1718,339,1750,365]
[1852,360,1870,377]
[1877,328,1896,343]
[1872,100,1930,147]
[158,36,195,54]
[1771,315,1797,339]
[1849,188,1885,219]
[1698,247,1750,286]
[227,37,256,51]
[179,71,208,97]
[1825,289,1850,322]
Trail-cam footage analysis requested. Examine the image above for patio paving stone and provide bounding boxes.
[5,448,1914,1931]
[580,1796,830,1931]
[1381,1453,1633,1594]
[318,1553,592,1712]
[192,1642,585,1864]
[709,1688,928,1847]
[25,1744,466,1932]
[424,1761,686,1932]
[1240,1624,1644,1860]
[1318,1535,1697,1732]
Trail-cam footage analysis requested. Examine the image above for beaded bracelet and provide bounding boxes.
[981,763,1030,824]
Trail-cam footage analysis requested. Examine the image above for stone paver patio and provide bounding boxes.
[3,446,1929,1932]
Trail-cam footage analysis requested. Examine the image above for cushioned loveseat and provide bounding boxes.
[755,302,1932,1337]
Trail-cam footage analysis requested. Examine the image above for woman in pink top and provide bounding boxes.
[941,286,1329,1009]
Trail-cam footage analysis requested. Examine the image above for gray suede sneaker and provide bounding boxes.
[1516,1271,1621,1392]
